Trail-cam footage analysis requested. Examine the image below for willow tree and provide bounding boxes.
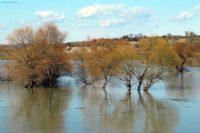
[85,39,120,91]
[34,23,71,87]
[8,26,37,88]
[136,37,178,91]
[8,22,71,88]
[114,41,137,93]
[72,47,96,87]
[173,41,196,73]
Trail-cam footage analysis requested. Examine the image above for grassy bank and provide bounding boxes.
[0,56,9,60]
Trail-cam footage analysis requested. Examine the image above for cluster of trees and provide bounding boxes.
[73,37,181,93]
[5,22,200,92]
[7,23,71,88]
[121,33,145,41]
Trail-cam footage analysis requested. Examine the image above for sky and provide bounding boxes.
[0,0,200,43]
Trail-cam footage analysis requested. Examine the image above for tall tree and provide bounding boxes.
[34,23,71,87]
[85,39,119,91]
[136,37,178,91]
[8,22,71,88]
[114,41,137,93]
[8,26,37,87]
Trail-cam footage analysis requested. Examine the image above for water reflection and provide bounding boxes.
[165,69,200,99]
[79,87,179,133]
[2,69,200,133]
[0,82,72,133]
[137,92,178,133]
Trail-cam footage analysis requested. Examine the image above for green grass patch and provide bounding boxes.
[0,56,9,60]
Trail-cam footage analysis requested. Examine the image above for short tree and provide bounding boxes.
[173,41,196,72]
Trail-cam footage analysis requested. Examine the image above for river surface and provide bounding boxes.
[0,68,200,133]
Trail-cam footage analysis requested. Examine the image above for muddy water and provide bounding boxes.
[0,68,200,133]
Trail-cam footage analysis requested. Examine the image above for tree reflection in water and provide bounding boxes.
[165,69,200,99]
[79,87,179,133]
[137,91,178,133]
[0,82,72,133]
[0,81,180,133]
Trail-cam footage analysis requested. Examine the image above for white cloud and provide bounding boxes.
[77,4,155,28]
[121,7,152,17]
[193,5,200,12]
[172,5,200,21]
[78,23,97,28]
[173,11,194,21]
[100,19,126,27]
[121,7,154,21]
[35,10,65,22]
[77,4,123,18]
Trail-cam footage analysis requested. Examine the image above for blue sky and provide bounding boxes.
[0,0,200,43]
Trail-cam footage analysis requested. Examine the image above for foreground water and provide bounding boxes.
[0,68,200,133]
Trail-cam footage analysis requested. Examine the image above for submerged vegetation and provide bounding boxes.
[73,37,179,93]
[1,22,200,93]
[6,23,71,88]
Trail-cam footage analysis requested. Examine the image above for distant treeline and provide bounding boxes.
[1,31,200,52]
[121,31,200,43]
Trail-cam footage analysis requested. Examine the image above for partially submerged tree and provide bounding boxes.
[136,37,178,91]
[143,40,178,91]
[8,26,37,88]
[34,23,71,87]
[114,42,137,93]
[7,22,71,88]
[73,47,96,87]
[85,39,120,91]
[35,43,71,87]
[72,37,178,92]
[173,41,196,72]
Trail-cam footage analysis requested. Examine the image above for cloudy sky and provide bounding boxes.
[0,0,200,43]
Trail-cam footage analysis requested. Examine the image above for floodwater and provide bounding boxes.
[0,68,200,133]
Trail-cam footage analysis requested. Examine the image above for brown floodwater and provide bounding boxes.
[0,68,200,133]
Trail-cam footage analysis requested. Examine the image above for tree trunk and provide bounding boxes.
[103,87,109,100]
[143,87,149,92]
[102,80,108,90]
[143,82,152,91]
[47,69,55,88]
[102,76,110,90]
[177,59,185,73]
[126,79,131,93]
[137,70,146,91]
[25,79,35,89]
[179,64,184,73]
[137,80,143,91]
[49,78,53,88]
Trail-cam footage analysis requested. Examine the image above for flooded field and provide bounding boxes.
[0,68,200,133]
